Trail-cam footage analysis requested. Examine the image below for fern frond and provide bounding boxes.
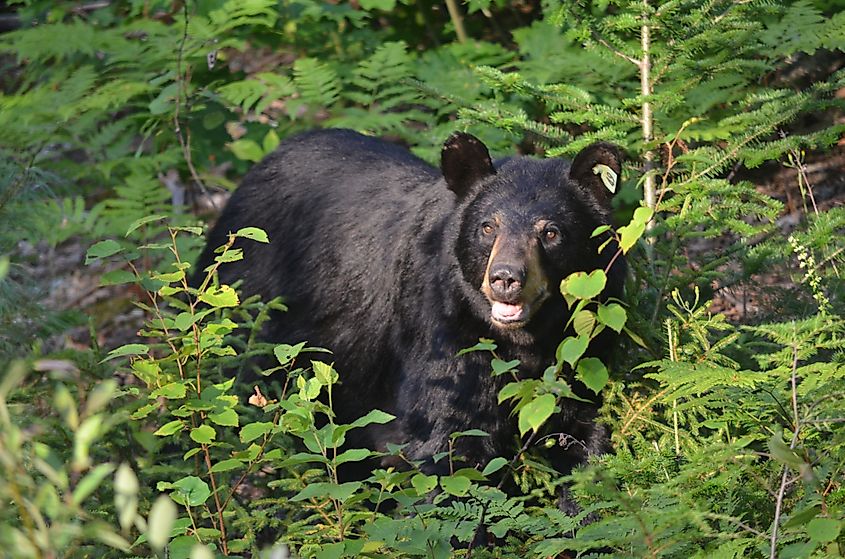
[292,57,340,108]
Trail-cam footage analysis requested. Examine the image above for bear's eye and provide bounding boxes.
[543,226,560,243]
[481,222,495,236]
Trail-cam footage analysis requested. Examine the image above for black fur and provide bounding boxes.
[196,129,625,506]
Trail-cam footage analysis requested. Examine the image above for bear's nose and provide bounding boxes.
[489,264,525,299]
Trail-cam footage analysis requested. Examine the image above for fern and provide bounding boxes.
[207,0,279,33]
[332,41,431,137]
[94,174,174,240]
[217,73,295,115]
[292,57,341,109]
[0,20,128,63]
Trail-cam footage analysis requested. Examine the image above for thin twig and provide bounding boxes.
[703,513,766,538]
[444,0,468,43]
[591,31,642,67]
[666,319,680,455]
[173,2,212,204]
[769,343,801,559]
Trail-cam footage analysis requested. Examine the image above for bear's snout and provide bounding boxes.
[489,263,525,301]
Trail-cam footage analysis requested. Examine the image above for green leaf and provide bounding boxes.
[190,425,216,444]
[768,431,804,469]
[172,226,204,236]
[126,214,168,236]
[591,224,611,238]
[298,377,321,400]
[208,408,239,427]
[152,269,185,283]
[151,382,187,399]
[457,338,497,356]
[360,0,396,9]
[518,393,556,435]
[274,342,306,366]
[278,452,330,467]
[184,448,202,460]
[198,285,239,308]
[263,129,279,153]
[572,309,596,337]
[140,275,164,293]
[491,358,519,376]
[215,248,243,263]
[154,419,184,437]
[807,518,841,542]
[290,481,362,502]
[72,463,115,506]
[85,239,123,263]
[440,475,471,496]
[498,380,534,404]
[561,270,607,301]
[240,421,273,443]
[576,358,609,394]
[556,335,589,367]
[313,360,338,385]
[171,476,211,506]
[100,269,136,286]
[235,226,270,243]
[148,82,177,115]
[103,343,149,362]
[85,379,117,415]
[147,495,177,550]
[481,457,508,476]
[624,326,648,348]
[631,205,654,225]
[173,312,199,331]
[348,409,395,429]
[190,543,215,559]
[450,429,489,439]
[597,303,627,333]
[229,139,264,162]
[325,482,363,503]
[114,463,139,531]
[334,448,372,465]
[411,474,438,495]
[784,505,822,530]
[210,458,244,473]
[617,207,653,253]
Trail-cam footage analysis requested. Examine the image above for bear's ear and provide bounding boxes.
[569,142,623,207]
[441,132,495,198]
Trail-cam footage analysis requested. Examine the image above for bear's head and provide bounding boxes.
[442,132,623,332]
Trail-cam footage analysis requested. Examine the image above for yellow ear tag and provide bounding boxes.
[592,164,618,194]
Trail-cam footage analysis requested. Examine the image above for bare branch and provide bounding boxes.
[770,343,802,559]
[592,31,642,67]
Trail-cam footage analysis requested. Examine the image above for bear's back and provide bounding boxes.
[195,130,451,386]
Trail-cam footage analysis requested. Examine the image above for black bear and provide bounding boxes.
[196,129,624,508]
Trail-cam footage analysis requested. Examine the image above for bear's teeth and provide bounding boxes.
[492,302,524,321]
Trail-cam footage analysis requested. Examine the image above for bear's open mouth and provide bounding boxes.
[489,290,548,328]
[491,301,528,324]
